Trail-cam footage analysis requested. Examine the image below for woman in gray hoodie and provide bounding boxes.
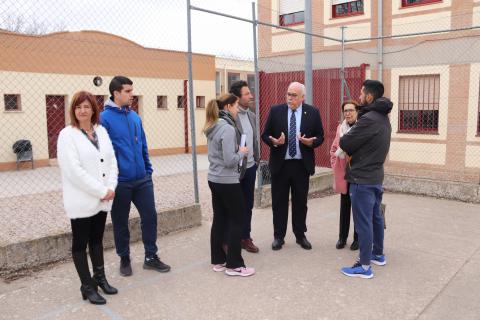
[204,94,255,277]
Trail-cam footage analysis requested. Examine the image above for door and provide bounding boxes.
[46,95,66,159]
[131,96,139,114]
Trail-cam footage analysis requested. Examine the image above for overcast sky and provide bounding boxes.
[1,0,257,59]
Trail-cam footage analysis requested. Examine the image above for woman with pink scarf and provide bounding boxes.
[330,101,360,250]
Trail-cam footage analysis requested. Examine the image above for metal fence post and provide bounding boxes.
[341,26,346,106]
[187,0,199,203]
[304,0,313,104]
[252,1,263,188]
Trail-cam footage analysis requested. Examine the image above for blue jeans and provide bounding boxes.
[111,175,158,258]
[349,183,384,266]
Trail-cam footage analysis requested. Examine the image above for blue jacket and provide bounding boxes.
[100,98,153,182]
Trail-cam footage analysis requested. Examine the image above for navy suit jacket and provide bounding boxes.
[261,103,324,175]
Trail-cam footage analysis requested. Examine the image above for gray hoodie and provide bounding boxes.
[206,118,245,184]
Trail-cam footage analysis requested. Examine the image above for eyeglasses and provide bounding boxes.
[343,109,356,113]
[286,92,298,97]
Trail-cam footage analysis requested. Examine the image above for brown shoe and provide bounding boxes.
[241,238,259,253]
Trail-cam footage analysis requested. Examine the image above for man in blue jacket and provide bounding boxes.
[101,76,170,276]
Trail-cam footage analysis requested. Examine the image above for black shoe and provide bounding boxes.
[336,239,347,249]
[81,284,106,305]
[93,266,118,295]
[271,238,285,251]
[120,256,132,277]
[143,255,171,273]
[296,237,312,250]
[350,240,359,251]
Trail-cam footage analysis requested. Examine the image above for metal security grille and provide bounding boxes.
[398,75,440,133]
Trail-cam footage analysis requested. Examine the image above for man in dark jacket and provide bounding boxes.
[101,76,170,277]
[339,80,392,279]
[261,82,324,251]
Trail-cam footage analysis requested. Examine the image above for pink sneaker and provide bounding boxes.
[225,267,255,277]
[212,263,226,272]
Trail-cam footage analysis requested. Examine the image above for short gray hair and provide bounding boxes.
[288,82,305,96]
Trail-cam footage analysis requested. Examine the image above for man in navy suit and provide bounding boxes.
[261,82,324,250]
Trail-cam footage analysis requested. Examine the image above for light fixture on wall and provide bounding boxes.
[93,76,103,87]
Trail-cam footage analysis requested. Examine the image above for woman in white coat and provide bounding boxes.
[57,91,118,305]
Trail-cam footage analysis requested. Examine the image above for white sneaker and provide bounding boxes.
[225,267,255,277]
[212,263,226,272]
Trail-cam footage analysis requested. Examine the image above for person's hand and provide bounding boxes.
[269,132,285,146]
[298,133,316,147]
[239,146,249,154]
[102,189,115,201]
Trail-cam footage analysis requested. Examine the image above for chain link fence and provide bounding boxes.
[0,0,206,248]
[188,1,480,192]
[1,0,480,250]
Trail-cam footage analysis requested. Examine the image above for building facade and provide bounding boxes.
[0,30,218,170]
[258,0,480,184]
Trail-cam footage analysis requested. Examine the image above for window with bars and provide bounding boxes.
[196,96,205,108]
[398,75,440,134]
[157,96,167,109]
[401,0,442,8]
[227,73,240,92]
[4,94,21,111]
[177,95,185,109]
[278,0,304,26]
[332,1,364,18]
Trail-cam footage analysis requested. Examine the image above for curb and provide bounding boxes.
[0,204,202,276]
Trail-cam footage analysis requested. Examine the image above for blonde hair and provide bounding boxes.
[203,94,238,133]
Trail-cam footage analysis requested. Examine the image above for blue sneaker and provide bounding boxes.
[341,262,373,279]
[371,254,386,266]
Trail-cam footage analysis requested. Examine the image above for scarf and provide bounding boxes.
[335,119,354,159]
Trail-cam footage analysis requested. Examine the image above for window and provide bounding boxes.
[401,0,442,8]
[227,73,240,92]
[279,0,304,26]
[4,94,21,111]
[157,96,167,109]
[215,72,221,96]
[247,74,256,97]
[398,75,440,133]
[332,0,364,18]
[177,95,185,109]
[196,96,205,108]
[95,95,105,111]
[279,11,305,26]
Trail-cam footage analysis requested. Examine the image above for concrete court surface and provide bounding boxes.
[1,193,479,320]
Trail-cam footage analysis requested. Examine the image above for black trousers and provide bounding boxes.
[209,181,245,269]
[271,160,309,240]
[71,211,107,254]
[339,191,358,242]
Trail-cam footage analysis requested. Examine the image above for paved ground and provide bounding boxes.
[1,193,479,320]
[0,154,209,198]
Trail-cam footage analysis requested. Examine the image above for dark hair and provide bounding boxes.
[341,100,360,112]
[229,80,249,98]
[69,91,100,127]
[362,80,384,101]
[109,76,133,96]
[203,94,238,133]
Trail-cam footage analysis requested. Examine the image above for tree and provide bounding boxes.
[1,13,66,35]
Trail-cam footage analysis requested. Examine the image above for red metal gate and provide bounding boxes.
[46,95,65,159]
[259,64,367,168]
